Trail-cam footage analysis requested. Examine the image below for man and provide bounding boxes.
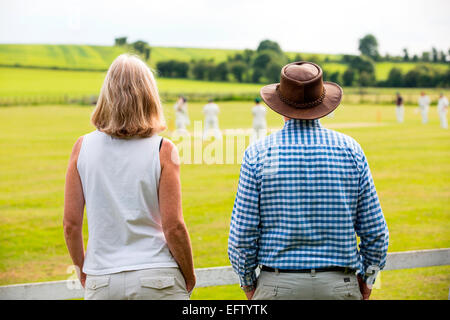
[251,97,267,143]
[228,62,389,300]
[418,91,430,124]
[395,92,404,123]
[174,95,190,133]
[202,98,221,140]
[437,92,448,129]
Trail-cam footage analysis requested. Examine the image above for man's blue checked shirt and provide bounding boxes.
[228,119,389,286]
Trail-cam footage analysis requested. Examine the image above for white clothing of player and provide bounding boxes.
[396,106,404,123]
[396,101,404,124]
[174,100,190,132]
[437,96,449,129]
[251,103,267,142]
[203,102,221,140]
[418,95,430,124]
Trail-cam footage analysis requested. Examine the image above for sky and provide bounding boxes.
[1,0,449,56]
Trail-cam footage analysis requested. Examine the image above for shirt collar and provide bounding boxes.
[283,119,322,129]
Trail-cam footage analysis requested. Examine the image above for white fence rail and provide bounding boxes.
[1,248,449,300]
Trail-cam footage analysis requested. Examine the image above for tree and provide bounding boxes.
[386,68,404,87]
[421,51,430,62]
[131,40,151,61]
[341,54,357,64]
[213,62,229,81]
[265,62,281,83]
[156,60,189,78]
[132,40,149,54]
[358,34,379,60]
[230,61,247,82]
[191,60,215,80]
[156,61,172,77]
[114,37,127,46]
[253,52,272,69]
[257,39,283,54]
[348,55,375,75]
[403,48,409,61]
[432,47,438,63]
[242,49,254,64]
[342,68,355,86]
[404,65,437,87]
[308,54,321,64]
[329,71,341,84]
[404,69,419,87]
[440,51,447,63]
[144,47,151,61]
[293,53,303,62]
[412,54,419,62]
[358,71,375,87]
[252,68,264,83]
[173,61,189,78]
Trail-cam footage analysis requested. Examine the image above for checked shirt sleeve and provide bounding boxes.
[228,148,260,286]
[355,149,389,279]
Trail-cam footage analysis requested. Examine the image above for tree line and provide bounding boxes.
[115,35,450,88]
[115,36,151,60]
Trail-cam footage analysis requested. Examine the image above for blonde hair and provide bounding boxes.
[91,54,166,138]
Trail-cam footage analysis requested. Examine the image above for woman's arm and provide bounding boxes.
[63,137,86,287]
[159,138,196,292]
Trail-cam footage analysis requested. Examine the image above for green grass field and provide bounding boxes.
[0,101,449,299]
[0,44,342,70]
[1,44,447,81]
[1,67,449,105]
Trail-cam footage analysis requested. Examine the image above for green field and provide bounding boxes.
[0,44,340,70]
[1,44,447,82]
[0,102,449,299]
[1,67,449,107]
[0,67,262,98]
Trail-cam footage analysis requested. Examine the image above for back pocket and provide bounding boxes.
[140,277,175,290]
[84,275,110,300]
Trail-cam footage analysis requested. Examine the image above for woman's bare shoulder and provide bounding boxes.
[69,136,84,162]
[159,138,180,168]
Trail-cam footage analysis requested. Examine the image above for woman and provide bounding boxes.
[63,54,196,300]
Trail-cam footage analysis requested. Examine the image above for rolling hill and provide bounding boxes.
[0,44,447,81]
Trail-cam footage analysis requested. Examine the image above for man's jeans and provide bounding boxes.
[252,269,363,300]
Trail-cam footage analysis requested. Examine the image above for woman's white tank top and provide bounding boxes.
[77,130,177,275]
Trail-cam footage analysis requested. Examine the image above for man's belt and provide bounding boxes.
[261,265,355,274]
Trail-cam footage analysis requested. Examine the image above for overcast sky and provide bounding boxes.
[1,0,449,56]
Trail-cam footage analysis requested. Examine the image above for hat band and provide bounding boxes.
[276,85,326,109]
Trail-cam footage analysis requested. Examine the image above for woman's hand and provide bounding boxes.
[159,139,196,296]
[64,137,87,288]
[79,271,87,288]
[185,274,196,293]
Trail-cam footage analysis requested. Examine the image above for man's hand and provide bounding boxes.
[357,275,372,300]
[243,286,256,300]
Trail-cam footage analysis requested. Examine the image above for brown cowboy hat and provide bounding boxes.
[260,61,343,120]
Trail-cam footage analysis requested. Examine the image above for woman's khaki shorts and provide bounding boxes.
[84,267,191,300]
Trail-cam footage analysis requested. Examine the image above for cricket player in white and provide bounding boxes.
[418,92,430,124]
[174,96,190,133]
[437,93,449,129]
[395,92,404,123]
[251,98,267,142]
[203,99,221,140]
